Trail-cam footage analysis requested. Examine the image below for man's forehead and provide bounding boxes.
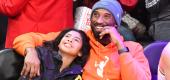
[94,8,112,15]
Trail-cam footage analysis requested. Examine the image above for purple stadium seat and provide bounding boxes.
[144,41,168,80]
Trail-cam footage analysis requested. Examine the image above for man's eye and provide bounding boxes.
[104,15,111,20]
[93,13,99,18]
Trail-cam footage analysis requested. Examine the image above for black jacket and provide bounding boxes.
[145,0,170,22]
[19,46,83,80]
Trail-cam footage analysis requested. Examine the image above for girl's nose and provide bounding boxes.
[67,38,72,42]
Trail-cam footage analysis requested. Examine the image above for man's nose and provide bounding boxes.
[96,17,104,23]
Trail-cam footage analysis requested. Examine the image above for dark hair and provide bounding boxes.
[43,28,90,67]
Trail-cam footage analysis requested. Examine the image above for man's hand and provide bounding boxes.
[99,26,126,49]
[21,48,40,79]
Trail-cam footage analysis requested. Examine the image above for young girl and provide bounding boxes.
[19,28,90,80]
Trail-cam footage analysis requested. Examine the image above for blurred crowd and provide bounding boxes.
[1,0,169,50]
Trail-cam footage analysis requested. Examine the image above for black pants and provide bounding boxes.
[0,15,8,50]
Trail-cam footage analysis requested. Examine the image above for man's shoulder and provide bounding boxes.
[85,30,92,34]
[85,30,93,38]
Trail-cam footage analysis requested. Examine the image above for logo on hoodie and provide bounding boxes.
[95,56,109,78]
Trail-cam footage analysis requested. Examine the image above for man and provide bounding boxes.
[13,0,151,80]
[0,0,73,48]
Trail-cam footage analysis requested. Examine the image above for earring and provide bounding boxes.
[78,53,82,57]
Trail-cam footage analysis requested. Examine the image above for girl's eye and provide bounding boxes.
[65,34,70,37]
[74,38,80,42]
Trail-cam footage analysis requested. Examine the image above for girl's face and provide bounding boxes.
[58,31,83,57]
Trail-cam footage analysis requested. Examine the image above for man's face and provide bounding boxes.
[91,9,117,46]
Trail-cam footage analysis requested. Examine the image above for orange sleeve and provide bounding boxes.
[13,32,60,56]
[0,0,29,16]
[119,42,151,80]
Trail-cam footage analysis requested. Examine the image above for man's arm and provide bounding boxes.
[13,32,59,78]
[99,26,151,80]
[13,32,59,56]
[120,42,151,80]
[0,0,29,16]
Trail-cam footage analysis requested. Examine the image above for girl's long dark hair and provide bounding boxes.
[43,28,90,67]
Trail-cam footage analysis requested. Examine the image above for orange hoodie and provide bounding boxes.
[13,30,151,80]
[82,30,151,80]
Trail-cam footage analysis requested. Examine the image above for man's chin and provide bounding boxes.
[98,34,111,46]
[91,27,111,46]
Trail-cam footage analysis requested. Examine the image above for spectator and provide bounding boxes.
[158,42,170,80]
[18,28,90,80]
[13,0,151,80]
[83,0,137,41]
[145,0,170,41]
[120,0,150,43]
[0,0,73,48]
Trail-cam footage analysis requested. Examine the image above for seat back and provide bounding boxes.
[0,49,24,80]
[144,42,168,80]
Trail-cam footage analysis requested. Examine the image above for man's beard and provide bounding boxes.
[91,24,111,46]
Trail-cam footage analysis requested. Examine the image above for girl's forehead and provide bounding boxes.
[66,31,82,38]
